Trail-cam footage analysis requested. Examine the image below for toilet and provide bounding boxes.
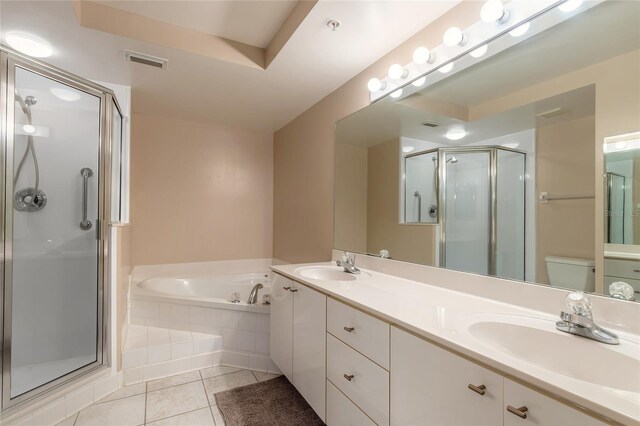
[545,256,596,292]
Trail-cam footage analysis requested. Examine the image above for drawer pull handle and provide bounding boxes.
[344,326,355,332]
[467,384,486,395]
[289,288,298,292]
[343,374,355,381]
[634,269,640,273]
[283,286,291,290]
[507,405,528,419]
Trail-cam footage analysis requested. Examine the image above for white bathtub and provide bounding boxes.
[134,272,272,313]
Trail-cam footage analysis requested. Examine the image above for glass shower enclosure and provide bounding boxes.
[405,147,526,281]
[0,47,119,411]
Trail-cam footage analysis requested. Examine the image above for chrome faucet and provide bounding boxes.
[556,291,619,345]
[336,252,360,274]
[247,283,264,304]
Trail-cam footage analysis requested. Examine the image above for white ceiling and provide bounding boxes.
[94,0,299,48]
[0,0,460,131]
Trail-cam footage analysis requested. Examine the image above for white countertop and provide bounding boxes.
[272,262,640,425]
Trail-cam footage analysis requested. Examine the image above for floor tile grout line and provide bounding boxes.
[146,404,212,425]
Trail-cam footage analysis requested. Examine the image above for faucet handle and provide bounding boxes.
[609,281,635,301]
[566,291,592,318]
[342,251,355,265]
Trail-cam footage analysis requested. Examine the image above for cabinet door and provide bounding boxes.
[270,274,294,382]
[504,379,605,426]
[293,282,327,422]
[391,327,503,426]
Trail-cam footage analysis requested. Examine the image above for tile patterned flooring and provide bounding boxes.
[56,367,281,426]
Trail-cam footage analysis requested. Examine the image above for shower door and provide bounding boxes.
[2,54,106,407]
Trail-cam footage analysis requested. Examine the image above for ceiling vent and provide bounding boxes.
[124,50,168,70]
[536,107,568,119]
[420,120,440,128]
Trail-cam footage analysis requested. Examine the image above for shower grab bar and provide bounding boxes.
[539,192,595,204]
[80,168,93,230]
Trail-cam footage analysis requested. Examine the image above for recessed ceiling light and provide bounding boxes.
[412,77,426,87]
[23,124,36,134]
[470,44,488,58]
[390,89,403,99]
[558,0,583,12]
[403,146,415,153]
[6,32,52,58]
[509,22,530,37]
[446,127,466,141]
[51,87,81,102]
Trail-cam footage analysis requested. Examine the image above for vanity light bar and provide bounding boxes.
[367,0,602,103]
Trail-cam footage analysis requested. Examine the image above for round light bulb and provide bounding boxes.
[367,78,385,93]
[51,87,81,102]
[446,127,466,141]
[412,77,426,87]
[438,62,454,74]
[412,47,432,65]
[558,0,583,12]
[443,27,465,47]
[470,44,488,58]
[509,22,530,37]
[390,89,403,99]
[6,33,52,58]
[388,64,407,80]
[23,124,36,134]
[402,146,415,153]
[481,0,508,23]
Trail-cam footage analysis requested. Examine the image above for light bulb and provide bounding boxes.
[403,146,415,153]
[509,22,530,37]
[23,124,36,134]
[446,127,466,141]
[558,0,583,12]
[443,27,465,47]
[470,44,488,58]
[413,47,433,65]
[388,64,408,80]
[481,0,509,23]
[367,78,385,93]
[51,87,81,102]
[390,89,403,99]
[412,77,426,87]
[438,62,454,74]
[6,33,52,58]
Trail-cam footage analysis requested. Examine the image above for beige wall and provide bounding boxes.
[273,1,482,263]
[131,114,274,266]
[115,225,132,370]
[366,139,437,265]
[334,143,368,253]
[536,116,596,284]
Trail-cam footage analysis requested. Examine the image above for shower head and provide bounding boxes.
[447,156,458,164]
[414,191,421,197]
[14,92,36,115]
[25,95,37,107]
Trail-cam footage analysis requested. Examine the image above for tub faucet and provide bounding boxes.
[336,252,360,274]
[556,291,619,345]
[247,283,264,304]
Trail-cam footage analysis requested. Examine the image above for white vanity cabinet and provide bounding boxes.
[390,327,605,426]
[604,258,640,297]
[270,273,326,421]
[391,326,503,426]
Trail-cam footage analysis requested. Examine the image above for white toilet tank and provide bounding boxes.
[545,256,595,292]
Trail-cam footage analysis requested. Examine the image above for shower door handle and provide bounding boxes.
[80,168,93,230]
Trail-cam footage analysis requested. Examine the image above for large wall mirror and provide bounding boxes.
[335,0,640,301]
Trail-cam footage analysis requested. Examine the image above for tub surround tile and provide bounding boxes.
[143,362,168,382]
[191,353,217,370]
[202,370,257,399]
[171,341,194,359]
[221,310,257,331]
[75,394,145,426]
[123,367,143,385]
[247,355,269,372]
[145,381,209,422]
[169,329,192,343]
[148,344,172,364]
[199,365,242,379]
[148,327,171,346]
[147,371,201,392]
[122,348,147,369]
[146,407,215,426]
[220,350,249,369]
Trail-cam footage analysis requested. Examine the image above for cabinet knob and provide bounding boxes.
[343,374,355,381]
[344,326,355,332]
[507,405,528,419]
[467,384,486,396]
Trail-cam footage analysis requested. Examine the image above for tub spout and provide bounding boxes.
[247,283,264,304]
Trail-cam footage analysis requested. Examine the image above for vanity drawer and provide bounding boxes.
[604,258,640,279]
[327,381,376,426]
[327,298,390,369]
[327,334,389,426]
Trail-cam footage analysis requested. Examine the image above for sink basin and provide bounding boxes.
[467,315,640,393]
[295,265,370,282]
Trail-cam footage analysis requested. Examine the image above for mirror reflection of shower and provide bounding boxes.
[14,91,46,212]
